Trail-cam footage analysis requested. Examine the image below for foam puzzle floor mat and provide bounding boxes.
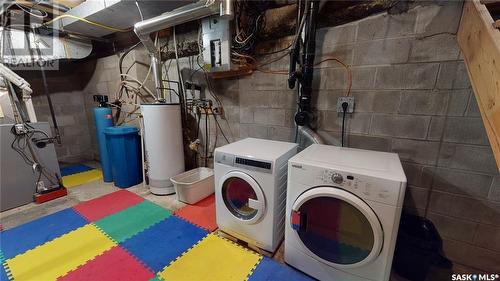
[60,164,103,188]
[0,190,313,281]
[60,165,93,177]
[174,194,217,232]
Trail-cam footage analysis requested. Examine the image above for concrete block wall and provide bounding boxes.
[32,91,93,163]
[204,1,499,272]
[77,0,500,272]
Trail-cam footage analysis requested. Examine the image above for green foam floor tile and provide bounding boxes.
[95,201,171,242]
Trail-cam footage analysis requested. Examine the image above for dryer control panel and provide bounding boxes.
[319,169,401,206]
[289,163,404,207]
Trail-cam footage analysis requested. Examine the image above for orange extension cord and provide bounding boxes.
[239,53,353,97]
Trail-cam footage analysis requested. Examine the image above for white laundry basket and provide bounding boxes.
[170,167,214,204]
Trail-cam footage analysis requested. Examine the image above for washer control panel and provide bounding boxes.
[318,169,400,205]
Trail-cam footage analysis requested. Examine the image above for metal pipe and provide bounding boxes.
[298,126,325,144]
[220,0,234,19]
[151,55,163,99]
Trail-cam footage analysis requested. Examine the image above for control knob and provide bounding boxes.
[331,173,343,184]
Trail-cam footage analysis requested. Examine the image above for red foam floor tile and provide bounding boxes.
[58,246,154,281]
[174,194,217,232]
[73,190,144,221]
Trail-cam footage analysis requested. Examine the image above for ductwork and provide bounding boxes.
[298,126,325,145]
[134,0,233,97]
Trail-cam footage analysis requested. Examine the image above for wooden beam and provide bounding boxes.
[458,0,500,172]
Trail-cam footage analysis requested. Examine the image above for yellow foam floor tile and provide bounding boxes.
[6,224,115,281]
[159,233,261,281]
[62,170,103,188]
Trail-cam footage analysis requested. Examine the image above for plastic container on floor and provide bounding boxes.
[104,126,143,188]
[170,168,214,204]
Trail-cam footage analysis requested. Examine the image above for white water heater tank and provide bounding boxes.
[141,103,185,195]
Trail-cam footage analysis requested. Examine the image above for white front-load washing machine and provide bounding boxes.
[285,144,406,281]
[214,138,298,252]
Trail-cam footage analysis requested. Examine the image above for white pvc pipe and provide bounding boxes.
[24,97,37,122]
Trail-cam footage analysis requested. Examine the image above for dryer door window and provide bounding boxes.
[221,171,266,223]
[291,187,383,268]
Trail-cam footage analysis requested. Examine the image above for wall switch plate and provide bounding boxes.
[336,97,355,113]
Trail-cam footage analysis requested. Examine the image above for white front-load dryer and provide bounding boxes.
[214,138,298,252]
[285,144,406,281]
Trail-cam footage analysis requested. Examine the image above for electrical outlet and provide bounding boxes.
[336,97,355,113]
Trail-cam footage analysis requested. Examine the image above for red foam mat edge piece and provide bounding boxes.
[174,194,217,232]
[58,246,154,281]
[73,190,144,221]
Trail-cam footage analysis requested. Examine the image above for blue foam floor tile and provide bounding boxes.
[249,257,315,281]
[1,265,8,281]
[121,216,208,272]
[60,164,93,177]
[1,252,9,281]
[0,208,88,259]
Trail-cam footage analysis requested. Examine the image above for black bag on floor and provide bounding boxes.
[393,212,452,281]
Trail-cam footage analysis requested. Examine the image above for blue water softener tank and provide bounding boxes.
[104,126,142,188]
[93,95,113,182]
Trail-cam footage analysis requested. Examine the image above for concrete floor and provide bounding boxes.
[0,178,419,281]
[0,180,185,230]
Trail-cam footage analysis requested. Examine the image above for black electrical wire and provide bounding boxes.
[341,111,346,147]
[193,109,202,165]
[341,102,348,147]
[232,1,268,57]
[11,126,34,165]
[255,44,293,56]
[30,28,61,143]
[195,57,223,110]
[213,114,230,144]
[10,124,59,186]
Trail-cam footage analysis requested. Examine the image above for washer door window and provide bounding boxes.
[291,187,383,268]
[220,171,265,224]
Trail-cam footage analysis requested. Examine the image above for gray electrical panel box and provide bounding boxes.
[202,15,231,72]
[0,122,60,211]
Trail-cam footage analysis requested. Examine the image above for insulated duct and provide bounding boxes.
[298,126,325,145]
[134,0,233,97]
